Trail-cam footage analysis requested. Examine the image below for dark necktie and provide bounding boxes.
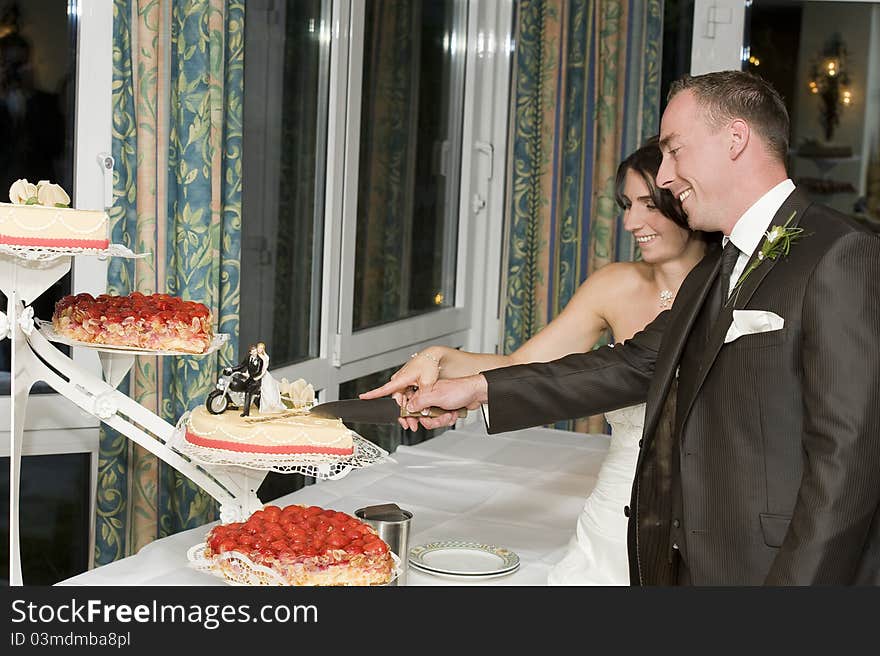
[707,241,741,319]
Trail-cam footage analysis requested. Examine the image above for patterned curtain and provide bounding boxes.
[503,0,663,433]
[96,0,243,565]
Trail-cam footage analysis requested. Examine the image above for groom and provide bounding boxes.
[405,71,880,585]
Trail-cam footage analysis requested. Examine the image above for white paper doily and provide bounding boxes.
[171,412,390,480]
[36,319,229,356]
[187,542,401,586]
[0,242,150,262]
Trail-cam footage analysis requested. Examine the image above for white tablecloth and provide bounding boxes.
[58,422,611,586]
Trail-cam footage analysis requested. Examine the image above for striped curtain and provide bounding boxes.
[503,0,663,433]
[96,0,243,564]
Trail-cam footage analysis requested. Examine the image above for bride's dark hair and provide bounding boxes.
[614,135,689,229]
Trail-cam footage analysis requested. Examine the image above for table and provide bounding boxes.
[58,422,612,586]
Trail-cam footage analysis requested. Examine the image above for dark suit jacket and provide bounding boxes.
[483,188,880,585]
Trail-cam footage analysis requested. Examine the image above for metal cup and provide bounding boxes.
[355,504,413,586]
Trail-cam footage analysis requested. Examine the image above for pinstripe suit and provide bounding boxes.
[482,188,880,585]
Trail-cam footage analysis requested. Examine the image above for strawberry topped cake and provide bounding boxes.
[52,292,214,353]
[204,504,394,586]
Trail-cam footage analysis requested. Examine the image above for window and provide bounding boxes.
[0,0,76,395]
[240,0,512,402]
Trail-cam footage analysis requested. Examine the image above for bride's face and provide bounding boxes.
[621,169,692,265]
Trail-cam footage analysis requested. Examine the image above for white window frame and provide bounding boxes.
[270,0,513,408]
[0,0,111,571]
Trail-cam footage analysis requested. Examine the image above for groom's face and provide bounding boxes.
[657,90,731,233]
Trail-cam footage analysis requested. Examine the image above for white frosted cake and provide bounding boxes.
[185,406,354,456]
[0,179,109,249]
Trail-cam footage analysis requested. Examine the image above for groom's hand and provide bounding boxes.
[406,375,488,430]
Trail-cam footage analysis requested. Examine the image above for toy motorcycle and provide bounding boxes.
[205,368,260,415]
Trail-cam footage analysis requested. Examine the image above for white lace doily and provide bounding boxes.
[187,542,401,586]
[171,412,390,480]
[37,319,229,356]
[0,243,150,262]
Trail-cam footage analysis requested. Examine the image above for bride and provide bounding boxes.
[361,138,713,584]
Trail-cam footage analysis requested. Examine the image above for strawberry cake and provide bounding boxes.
[52,292,214,353]
[184,406,354,456]
[204,504,394,586]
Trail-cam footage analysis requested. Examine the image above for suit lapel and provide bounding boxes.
[677,188,812,430]
[637,248,721,465]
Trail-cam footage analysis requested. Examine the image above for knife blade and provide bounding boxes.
[308,397,467,424]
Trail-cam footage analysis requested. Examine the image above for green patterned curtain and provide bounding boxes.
[96,0,243,564]
[503,0,663,433]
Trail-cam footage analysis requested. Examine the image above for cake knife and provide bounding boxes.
[308,397,467,424]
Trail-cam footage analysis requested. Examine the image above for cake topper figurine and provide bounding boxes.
[205,342,285,417]
[255,342,286,414]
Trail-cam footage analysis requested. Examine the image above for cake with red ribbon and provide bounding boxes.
[204,504,394,586]
[0,179,109,249]
[184,406,354,456]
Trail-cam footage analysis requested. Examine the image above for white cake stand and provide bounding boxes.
[3,244,350,585]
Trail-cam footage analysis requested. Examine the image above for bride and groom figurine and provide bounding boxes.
[221,342,285,417]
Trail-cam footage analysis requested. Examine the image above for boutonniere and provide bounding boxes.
[730,211,804,302]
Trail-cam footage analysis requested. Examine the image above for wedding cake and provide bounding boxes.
[184,406,354,456]
[0,179,109,249]
[52,292,214,354]
[204,503,394,586]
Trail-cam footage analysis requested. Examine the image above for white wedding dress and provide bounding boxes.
[547,403,645,585]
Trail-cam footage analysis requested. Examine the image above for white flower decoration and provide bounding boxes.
[219,505,245,524]
[0,312,10,340]
[9,178,37,205]
[280,377,315,407]
[765,225,783,244]
[36,181,70,208]
[90,393,118,420]
[17,306,35,335]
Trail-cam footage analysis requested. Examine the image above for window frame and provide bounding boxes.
[267,0,514,405]
[0,0,112,574]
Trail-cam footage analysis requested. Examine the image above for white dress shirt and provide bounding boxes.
[723,179,796,297]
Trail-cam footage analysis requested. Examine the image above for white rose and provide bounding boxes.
[37,182,71,208]
[17,305,35,336]
[766,226,783,243]
[90,393,118,420]
[219,505,245,524]
[9,179,37,205]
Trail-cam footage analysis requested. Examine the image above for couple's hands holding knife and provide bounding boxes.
[359,374,489,431]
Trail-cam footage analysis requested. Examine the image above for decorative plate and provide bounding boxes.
[408,540,520,577]
[37,320,228,356]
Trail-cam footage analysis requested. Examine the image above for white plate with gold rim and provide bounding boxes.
[408,540,520,577]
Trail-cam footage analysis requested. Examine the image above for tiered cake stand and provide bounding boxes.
[1,244,387,586]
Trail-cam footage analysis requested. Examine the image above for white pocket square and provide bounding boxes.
[724,310,784,344]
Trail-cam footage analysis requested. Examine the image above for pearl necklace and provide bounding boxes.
[659,289,674,310]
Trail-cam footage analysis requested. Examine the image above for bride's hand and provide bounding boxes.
[359,350,443,430]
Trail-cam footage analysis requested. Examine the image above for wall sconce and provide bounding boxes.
[808,34,852,142]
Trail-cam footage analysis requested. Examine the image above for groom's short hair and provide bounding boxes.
[668,71,790,163]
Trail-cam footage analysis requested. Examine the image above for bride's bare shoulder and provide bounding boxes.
[583,260,651,293]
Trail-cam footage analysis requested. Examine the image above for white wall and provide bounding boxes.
[862,5,880,188]
[690,0,747,74]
